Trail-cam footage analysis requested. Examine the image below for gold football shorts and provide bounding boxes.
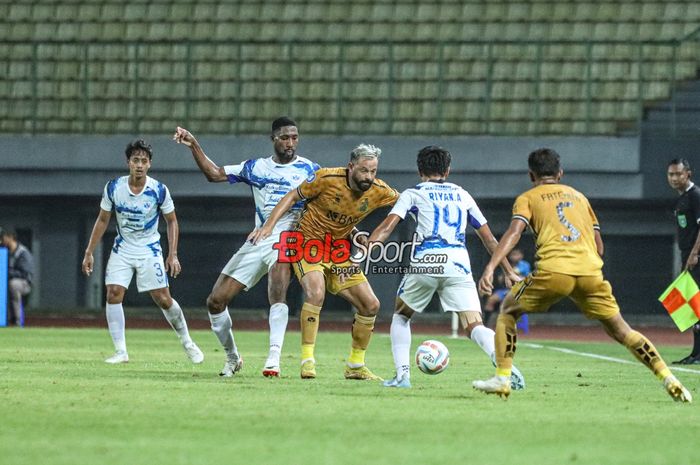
[509,269,620,320]
[293,258,368,295]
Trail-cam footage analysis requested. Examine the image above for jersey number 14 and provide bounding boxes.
[433,204,463,241]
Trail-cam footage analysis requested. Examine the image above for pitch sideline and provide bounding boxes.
[521,342,700,375]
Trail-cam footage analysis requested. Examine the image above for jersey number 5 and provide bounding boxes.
[556,201,581,242]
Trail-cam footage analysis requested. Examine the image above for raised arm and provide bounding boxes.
[82,208,112,276]
[478,219,527,296]
[249,189,303,244]
[173,126,227,182]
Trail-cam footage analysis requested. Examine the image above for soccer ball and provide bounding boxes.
[415,339,449,375]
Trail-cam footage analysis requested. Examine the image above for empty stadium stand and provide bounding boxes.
[1,1,699,135]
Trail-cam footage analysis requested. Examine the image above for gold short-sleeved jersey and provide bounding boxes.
[296,167,398,240]
[513,183,603,276]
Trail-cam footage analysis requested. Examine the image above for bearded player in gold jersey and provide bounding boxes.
[250,144,398,380]
[473,148,692,402]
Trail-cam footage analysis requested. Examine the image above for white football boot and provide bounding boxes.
[219,353,243,377]
[183,341,204,364]
[105,351,129,364]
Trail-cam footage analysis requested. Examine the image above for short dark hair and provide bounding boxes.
[528,148,561,177]
[668,158,691,171]
[271,116,297,134]
[0,226,16,239]
[417,146,451,177]
[125,139,153,160]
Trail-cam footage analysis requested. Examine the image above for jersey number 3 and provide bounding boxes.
[556,201,581,242]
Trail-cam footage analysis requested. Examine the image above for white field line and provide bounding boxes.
[521,342,700,375]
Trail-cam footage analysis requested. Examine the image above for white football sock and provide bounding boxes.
[469,324,496,358]
[268,302,289,357]
[390,313,412,379]
[161,299,192,345]
[106,302,127,353]
[209,308,238,357]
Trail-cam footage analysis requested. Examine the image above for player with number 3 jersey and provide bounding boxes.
[82,139,204,366]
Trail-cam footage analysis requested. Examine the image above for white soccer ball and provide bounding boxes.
[415,339,450,375]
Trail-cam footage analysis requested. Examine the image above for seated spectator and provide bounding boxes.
[483,249,531,330]
[0,227,34,326]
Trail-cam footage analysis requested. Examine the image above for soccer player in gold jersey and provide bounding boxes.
[250,144,399,379]
[473,148,692,402]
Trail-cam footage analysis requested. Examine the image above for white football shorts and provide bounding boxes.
[221,233,282,290]
[396,274,482,313]
[105,252,169,292]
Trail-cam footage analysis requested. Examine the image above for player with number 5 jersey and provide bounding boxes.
[512,182,603,276]
[473,147,692,402]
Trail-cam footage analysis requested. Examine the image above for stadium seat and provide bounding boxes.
[3,0,700,135]
[8,4,32,21]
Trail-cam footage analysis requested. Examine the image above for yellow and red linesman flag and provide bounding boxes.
[658,271,700,331]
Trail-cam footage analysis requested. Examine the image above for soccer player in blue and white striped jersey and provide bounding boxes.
[367,145,525,389]
[174,117,319,378]
[82,139,204,365]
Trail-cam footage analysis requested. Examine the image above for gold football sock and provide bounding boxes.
[348,314,376,366]
[300,302,321,361]
[623,330,671,380]
[495,314,517,378]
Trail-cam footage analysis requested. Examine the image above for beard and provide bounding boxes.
[353,176,373,192]
[276,148,295,162]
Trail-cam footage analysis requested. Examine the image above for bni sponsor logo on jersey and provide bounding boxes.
[272,231,447,275]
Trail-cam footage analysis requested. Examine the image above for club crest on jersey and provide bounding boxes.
[678,214,687,228]
[358,198,369,212]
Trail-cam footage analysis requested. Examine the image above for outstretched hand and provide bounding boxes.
[478,268,495,296]
[353,232,369,247]
[248,226,272,245]
[504,271,523,288]
[173,126,196,147]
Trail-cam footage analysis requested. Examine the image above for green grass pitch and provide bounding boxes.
[1,327,698,465]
